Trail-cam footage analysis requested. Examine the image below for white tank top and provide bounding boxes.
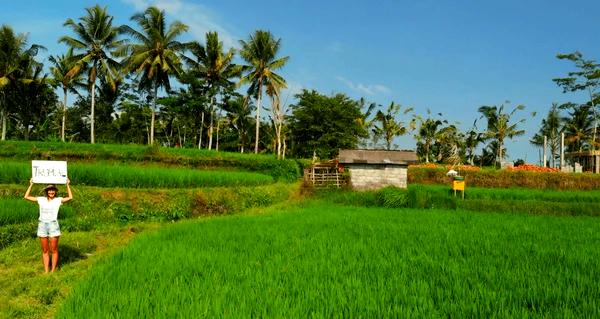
[37,197,62,222]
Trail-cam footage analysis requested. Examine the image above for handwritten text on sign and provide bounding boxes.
[31,161,68,184]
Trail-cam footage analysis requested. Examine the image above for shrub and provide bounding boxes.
[408,166,600,190]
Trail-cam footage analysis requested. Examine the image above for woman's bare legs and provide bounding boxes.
[40,237,50,273]
[49,236,59,272]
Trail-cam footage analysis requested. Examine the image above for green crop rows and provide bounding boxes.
[0,161,275,188]
[58,201,600,318]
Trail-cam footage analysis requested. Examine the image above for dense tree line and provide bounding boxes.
[0,5,598,164]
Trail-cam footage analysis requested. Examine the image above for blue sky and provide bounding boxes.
[2,0,599,162]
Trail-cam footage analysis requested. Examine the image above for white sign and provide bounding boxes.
[32,161,68,184]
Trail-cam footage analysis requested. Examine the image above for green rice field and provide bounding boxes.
[0,199,37,226]
[58,201,600,318]
[0,199,75,226]
[0,161,275,188]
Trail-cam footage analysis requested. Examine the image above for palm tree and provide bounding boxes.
[11,59,52,140]
[60,5,124,144]
[530,103,562,167]
[120,6,188,145]
[478,103,526,167]
[49,48,85,142]
[561,102,593,152]
[553,52,599,150]
[239,30,289,154]
[0,25,44,140]
[464,120,484,165]
[435,124,463,164]
[372,102,414,150]
[223,95,253,153]
[414,110,446,163]
[356,98,377,148]
[185,31,240,149]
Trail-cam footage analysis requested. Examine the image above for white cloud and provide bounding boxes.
[121,0,238,48]
[335,76,392,96]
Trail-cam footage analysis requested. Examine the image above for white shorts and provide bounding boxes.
[37,220,61,238]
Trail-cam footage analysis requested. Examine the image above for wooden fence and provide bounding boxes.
[304,163,346,188]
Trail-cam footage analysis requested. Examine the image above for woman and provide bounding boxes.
[24,178,73,273]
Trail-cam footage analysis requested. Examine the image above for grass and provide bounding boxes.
[0,199,76,227]
[0,161,275,188]
[0,183,299,249]
[0,199,37,226]
[319,184,600,216]
[57,201,600,318]
[0,223,158,319]
[0,140,301,181]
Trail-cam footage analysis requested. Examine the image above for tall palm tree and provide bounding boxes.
[49,48,85,142]
[372,102,414,150]
[0,25,43,140]
[185,31,240,149]
[561,102,593,152]
[239,30,289,154]
[435,124,463,164]
[11,59,51,140]
[60,5,124,144]
[478,103,526,166]
[414,110,446,163]
[356,97,377,148]
[464,120,484,165]
[120,6,188,145]
[530,103,562,167]
[223,95,253,153]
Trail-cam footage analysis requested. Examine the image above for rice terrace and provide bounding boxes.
[1,1,600,318]
[1,141,599,318]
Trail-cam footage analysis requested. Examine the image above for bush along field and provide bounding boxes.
[408,165,600,190]
[57,201,600,318]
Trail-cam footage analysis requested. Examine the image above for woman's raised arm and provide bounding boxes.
[24,179,37,202]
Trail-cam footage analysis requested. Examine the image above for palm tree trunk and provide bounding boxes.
[62,87,67,142]
[469,148,474,165]
[277,122,282,159]
[498,141,503,168]
[255,90,262,154]
[1,108,6,141]
[590,87,597,151]
[216,117,220,152]
[90,81,96,144]
[198,112,204,149]
[150,83,157,145]
[208,98,214,150]
[282,138,286,159]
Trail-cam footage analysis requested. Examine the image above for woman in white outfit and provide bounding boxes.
[24,178,73,273]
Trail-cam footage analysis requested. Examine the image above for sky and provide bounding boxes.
[1,0,599,162]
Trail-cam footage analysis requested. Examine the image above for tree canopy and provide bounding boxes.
[289,90,368,159]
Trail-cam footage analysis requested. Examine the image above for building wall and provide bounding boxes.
[347,164,408,190]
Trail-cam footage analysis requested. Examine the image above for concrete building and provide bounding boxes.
[338,149,418,190]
